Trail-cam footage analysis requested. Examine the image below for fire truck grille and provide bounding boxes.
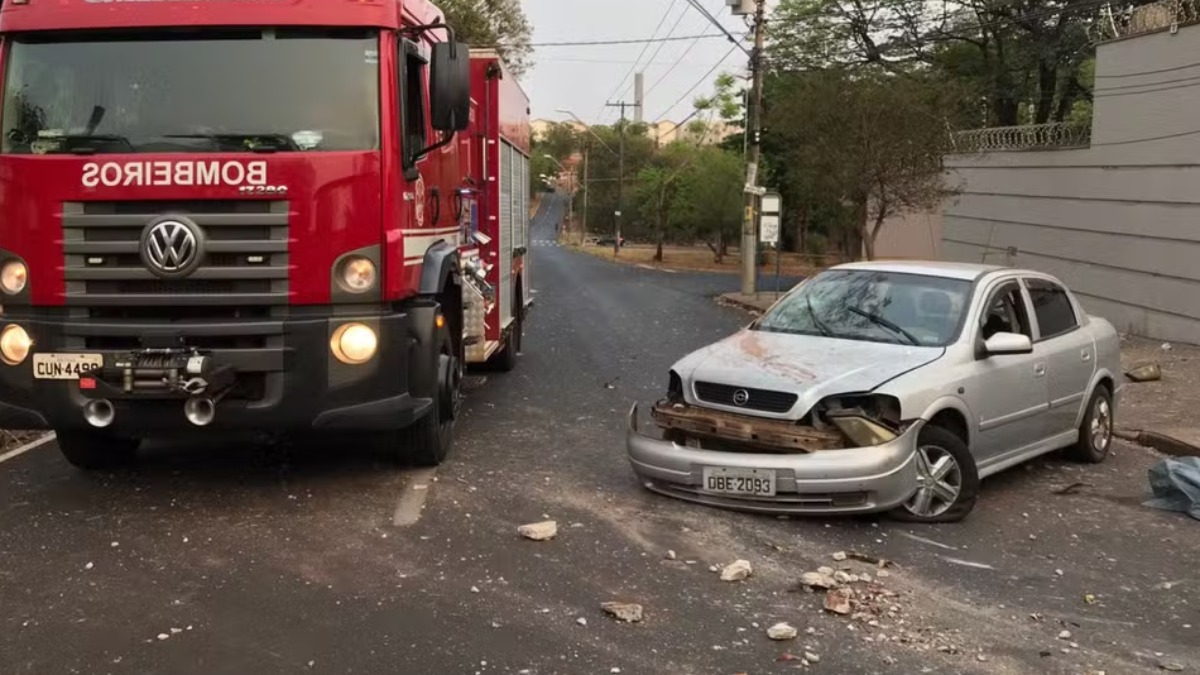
[61,200,290,309]
[59,201,292,386]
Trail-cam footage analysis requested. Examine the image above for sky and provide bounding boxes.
[520,0,751,126]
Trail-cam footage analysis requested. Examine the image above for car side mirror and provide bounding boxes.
[430,42,470,132]
[984,332,1033,356]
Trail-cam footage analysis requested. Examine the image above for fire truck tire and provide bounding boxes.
[495,283,523,372]
[55,431,140,470]
[400,328,458,467]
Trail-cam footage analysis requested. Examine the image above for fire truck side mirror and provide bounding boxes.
[430,42,470,133]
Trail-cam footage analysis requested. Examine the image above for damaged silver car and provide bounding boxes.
[627,262,1123,522]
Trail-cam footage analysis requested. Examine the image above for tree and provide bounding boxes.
[439,0,532,78]
[765,69,952,260]
[676,147,744,262]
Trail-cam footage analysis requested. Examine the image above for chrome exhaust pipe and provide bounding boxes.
[84,399,115,429]
[184,397,216,427]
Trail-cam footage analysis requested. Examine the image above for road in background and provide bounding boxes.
[1,193,1196,674]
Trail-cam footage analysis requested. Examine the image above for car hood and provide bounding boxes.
[674,329,945,419]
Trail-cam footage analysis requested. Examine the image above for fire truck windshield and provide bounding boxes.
[2,28,380,155]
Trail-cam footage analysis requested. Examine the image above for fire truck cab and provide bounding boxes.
[0,0,528,469]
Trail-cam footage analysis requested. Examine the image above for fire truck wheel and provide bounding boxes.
[401,335,458,467]
[55,431,140,471]
[495,284,523,372]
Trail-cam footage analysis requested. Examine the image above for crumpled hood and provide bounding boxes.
[673,329,944,419]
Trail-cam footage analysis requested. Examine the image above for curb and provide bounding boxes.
[716,294,775,314]
[0,431,56,464]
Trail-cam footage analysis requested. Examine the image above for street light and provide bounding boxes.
[555,108,622,254]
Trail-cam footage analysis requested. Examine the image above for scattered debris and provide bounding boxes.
[877,569,891,578]
[1052,482,1093,495]
[665,550,676,561]
[805,651,820,663]
[84,562,94,570]
[517,521,558,541]
[709,564,720,573]
[824,589,852,615]
[1055,569,1065,577]
[1159,660,1185,672]
[601,602,644,623]
[777,653,800,662]
[977,654,990,662]
[470,586,480,594]
[832,551,848,561]
[1116,430,1200,458]
[1162,343,1173,351]
[817,566,835,576]
[799,571,839,590]
[1084,593,1097,604]
[767,623,798,641]
[1059,630,1072,640]
[899,532,957,550]
[156,633,169,641]
[575,617,588,627]
[720,560,753,582]
[1126,362,1163,383]
[833,570,857,584]
[169,628,182,635]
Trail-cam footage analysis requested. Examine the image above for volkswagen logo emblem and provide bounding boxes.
[732,389,751,406]
[140,217,204,278]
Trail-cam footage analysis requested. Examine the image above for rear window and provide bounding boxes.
[1026,279,1078,339]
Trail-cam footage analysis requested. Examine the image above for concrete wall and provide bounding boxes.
[871,208,943,260]
[941,22,1200,344]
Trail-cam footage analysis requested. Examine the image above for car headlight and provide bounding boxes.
[337,257,377,294]
[0,324,32,365]
[830,414,899,447]
[1,261,27,295]
[330,322,378,365]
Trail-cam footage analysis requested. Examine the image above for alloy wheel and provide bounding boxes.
[1091,397,1112,452]
[904,445,963,518]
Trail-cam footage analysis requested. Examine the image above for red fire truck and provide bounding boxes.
[0,0,531,469]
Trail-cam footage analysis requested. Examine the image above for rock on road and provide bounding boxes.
[1,192,1197,674]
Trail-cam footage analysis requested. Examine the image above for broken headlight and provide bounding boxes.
[667,370,683,402]
[820,394,903,447]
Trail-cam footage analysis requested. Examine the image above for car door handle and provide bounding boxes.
[1081,350,1092,362]
[1034,363,1047,377]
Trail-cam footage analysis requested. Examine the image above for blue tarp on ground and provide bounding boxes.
[1145,457,1200,521]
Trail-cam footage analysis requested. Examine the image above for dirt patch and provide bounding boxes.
[571,242,823,278]
[1119,336,1200,444]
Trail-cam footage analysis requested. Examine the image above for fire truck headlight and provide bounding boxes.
[1,324,31,366]
[1,261,27,295]
[330,323,377,365]
[338,257,377,294]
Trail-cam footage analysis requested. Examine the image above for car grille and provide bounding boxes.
[694,382,798,413]
[58,200,292,391]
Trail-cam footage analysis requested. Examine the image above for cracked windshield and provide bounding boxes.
[0,0,1196,674]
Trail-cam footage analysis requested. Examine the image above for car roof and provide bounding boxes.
[832,260,1008,281]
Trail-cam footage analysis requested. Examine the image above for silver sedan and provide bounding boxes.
[626,261,1122,523]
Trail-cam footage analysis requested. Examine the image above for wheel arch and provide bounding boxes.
[918,396,977,449]
[1074,368,1117,429]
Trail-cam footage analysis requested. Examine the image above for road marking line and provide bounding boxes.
[900,531,958,550]
[0,432,56,465]
[393,467,438,527]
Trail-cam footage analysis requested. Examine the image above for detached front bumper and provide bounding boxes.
[625,403,920,515]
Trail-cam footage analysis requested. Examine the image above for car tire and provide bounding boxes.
[889,425,980,524]
[55,431,140,471]
[1065,385,1113,464]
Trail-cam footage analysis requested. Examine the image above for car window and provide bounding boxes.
[980,281,1032,340]
[1025,279,1078,339]
[755,270,971,347]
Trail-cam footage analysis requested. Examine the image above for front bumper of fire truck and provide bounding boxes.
[0,308,432,433]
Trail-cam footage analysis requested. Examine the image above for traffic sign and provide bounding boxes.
[760,214,780,244]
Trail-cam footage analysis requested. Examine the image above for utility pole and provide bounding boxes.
[740,0,767,295]
[581,145,589,245]
[607,100,633,258]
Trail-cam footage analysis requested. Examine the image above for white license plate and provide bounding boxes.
[32,353,103,380]
[702,467,777,497]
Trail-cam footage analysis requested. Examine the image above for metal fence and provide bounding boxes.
[949,123,1092,154]
[1092,0,1200,40]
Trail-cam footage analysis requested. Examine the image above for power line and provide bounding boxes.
[1092,126,1200,147]
[645,34,705,96]
[1094,72,1200,92]
[486,33,727,48]
[1097,58,1200,79]
[601,0,694,122]
[684,0,752,56]
[597,0,679,118]
[1094,78,1200,98]
[653,43,742,121]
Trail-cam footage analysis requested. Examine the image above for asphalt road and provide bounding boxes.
[1,193,1197,675]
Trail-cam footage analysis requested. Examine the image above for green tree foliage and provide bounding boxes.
[763,70,953,260]
[438,0,532,78]
[580,122,657,240]
[675,146,744,262]
[771,0,1098,127]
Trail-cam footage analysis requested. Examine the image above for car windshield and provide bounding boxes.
[2,28,379,155]
[756,270,971,347]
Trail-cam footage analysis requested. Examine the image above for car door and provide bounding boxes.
[966,279,1050,466]
[1025,277,1096,438]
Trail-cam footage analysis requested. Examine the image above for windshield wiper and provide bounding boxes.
[36,133,135,155]
[164,133,299,152]
[806,294,835,338]
[847,306,920,346]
